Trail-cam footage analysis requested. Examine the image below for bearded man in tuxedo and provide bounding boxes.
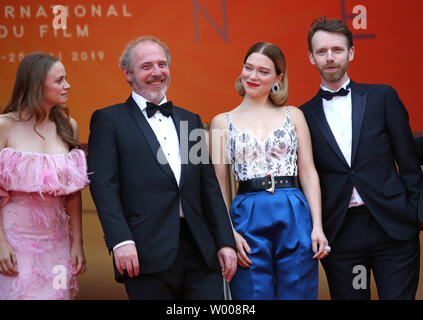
[88,36,237,299]
[300,17,422,299]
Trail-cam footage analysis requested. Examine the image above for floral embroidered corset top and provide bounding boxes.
[225,106,298,181]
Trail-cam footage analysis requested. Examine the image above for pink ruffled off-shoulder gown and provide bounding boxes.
[0,147,89,300]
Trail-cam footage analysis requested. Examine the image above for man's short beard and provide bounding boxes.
[132,78,170,104]
[320,60,349,84]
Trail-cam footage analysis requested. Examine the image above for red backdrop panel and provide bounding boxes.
[1,0,422,142]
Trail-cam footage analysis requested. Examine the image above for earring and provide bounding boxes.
[271,83,280,94]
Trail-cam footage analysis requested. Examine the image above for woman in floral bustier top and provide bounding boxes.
[210,42,328,300]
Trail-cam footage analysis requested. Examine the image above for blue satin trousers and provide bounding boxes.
[229,188,318,300]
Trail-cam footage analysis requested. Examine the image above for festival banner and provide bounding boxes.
[1,0,422,143]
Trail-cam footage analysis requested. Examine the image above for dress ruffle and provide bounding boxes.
[0,147,89,203]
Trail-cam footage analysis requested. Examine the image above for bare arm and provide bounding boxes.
[209,114,251,268]
[66,119,86,275]
[291,107,328,259]
[65,190,86,275]
[209,114,231,211]
[0,210,17,276]
[0,116,18,275]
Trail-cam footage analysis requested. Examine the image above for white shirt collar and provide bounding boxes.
[131,91,167,112]
[321,77,351,93]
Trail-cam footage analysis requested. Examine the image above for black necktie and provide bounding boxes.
[146,101,173,118]
[320,85,350,101]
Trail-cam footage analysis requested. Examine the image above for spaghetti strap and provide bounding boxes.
[284,106,292,125]
[225,112,234,133]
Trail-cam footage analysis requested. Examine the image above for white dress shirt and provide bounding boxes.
[113,91,183,252]
[321,78,365,208]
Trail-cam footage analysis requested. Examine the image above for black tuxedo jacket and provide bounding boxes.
[300,81,422,243]
[88,96,236,282]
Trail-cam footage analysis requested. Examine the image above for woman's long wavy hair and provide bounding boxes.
[235,42,288,106]
[2,52,79,149]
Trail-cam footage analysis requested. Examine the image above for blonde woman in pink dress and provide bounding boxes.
[0,53,89,299]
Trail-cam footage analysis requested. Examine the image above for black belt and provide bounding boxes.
[237,174,299,194]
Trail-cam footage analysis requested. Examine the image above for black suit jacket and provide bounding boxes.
[300,81,422,243]
[88,96,236,282]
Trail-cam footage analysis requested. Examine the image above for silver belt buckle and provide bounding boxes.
[265,173,275,194]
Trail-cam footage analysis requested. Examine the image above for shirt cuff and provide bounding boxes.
[113,240,136,252]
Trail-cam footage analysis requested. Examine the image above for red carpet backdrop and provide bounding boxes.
[0,0,422,142]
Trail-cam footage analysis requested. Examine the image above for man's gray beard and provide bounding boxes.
[132,78,170,104]
[141,89,166,104]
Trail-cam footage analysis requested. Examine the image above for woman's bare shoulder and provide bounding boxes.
[0,113,17,148]
[286,105,303,115]
[0,113,19,128]
[286,105,306,122]
[211,110,231,130]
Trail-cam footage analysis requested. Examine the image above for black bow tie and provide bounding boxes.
[146,101,173,118]
[320,86,350,101]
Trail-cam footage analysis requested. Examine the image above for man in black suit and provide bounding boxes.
[300,17,422,299]
[88,36,237,299]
